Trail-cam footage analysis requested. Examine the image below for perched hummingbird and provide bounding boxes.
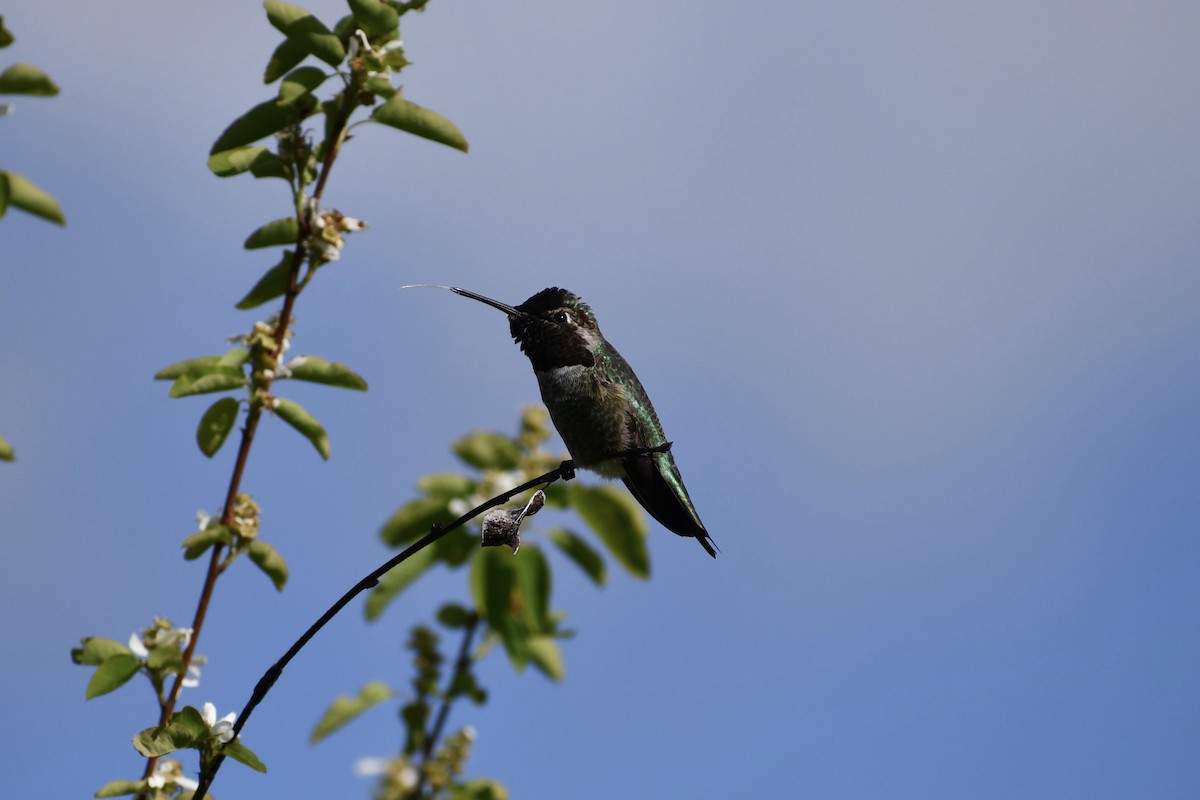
[408,285,717,558]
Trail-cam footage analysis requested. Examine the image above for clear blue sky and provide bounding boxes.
[3,1,1198,797]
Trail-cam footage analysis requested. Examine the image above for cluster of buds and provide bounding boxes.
[354,755,419,800]
[348,28,409,78]
[227,493,261,542]
[420,726,477,796]
[307,205,368,264]
[146,759,199,796]
[128,616,205,691]
[230,316,292,405]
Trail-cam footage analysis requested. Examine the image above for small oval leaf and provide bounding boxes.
[264,37,308,84]
[548,528,607,587]
[86,654,141,699]
[155,355,221,381]
[196,397,240,457]
[208,146,288,179]
[569,484,650,579]
[310,681,394,744]
[0,62,59,95]
[0,170,65,225]
[210,99,305,155]
[380,495,450,546]
[273,397,330,459]
[169,367,246,399]
[278,65,327,104]
[222,739,268,773]
[264,0,345,67]
[244,217,299,249]
[452,431,521,470]
[365,546,438,619]
[371,94,468,152]
[236,252,295,310]
[285,355,368,390]
[248,540,289,591]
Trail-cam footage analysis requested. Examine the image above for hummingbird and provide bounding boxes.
[407,284,717,558]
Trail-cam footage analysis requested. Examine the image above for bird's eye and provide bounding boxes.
[552,311,570,324]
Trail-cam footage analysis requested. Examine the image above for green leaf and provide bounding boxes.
[155,355,220,381]
[211,99,305,154]
[371,94,468,153]
[470,547,527,669]
[133,707,209,757]
[222,739,268,773]
[244,217,299,249]
[379,495,449,547]
[347,0,399,37]
[0,170,65,224]
[264,1,346,67]
[436,602,473,629]
[247,540,289,591]
[196,397,240,457]
[236,251,294,310]
[569,484,650,579]
[526,636,565,682]
[219,347,251,368]
[310,681,393,743]
[365,72,397,99]
[273,397,330,459]
[0,62,59,95]
[452,431,521,470]
[548,528,606,586]
[71,636,131,666]
[0,18,14,49]
[454,778,511,800]
[514,545,551,631]
[264,37,308,84]
[278,65,327,104]
[95,780,148,798]
[146,647,183,672]
[284,355,368,390]
[86,654,141,699]
[182,524,233,560]
[365,546,437,620]
[0,435,13,462]
[208,146,288,179]
[417,472,476,498]
[168,366,246,399]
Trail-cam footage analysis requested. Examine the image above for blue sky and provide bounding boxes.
[3,1,1199,797]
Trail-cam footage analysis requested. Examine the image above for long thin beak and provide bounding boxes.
[401,284,528,319]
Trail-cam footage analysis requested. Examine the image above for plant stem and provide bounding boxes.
[140,74,364,784]
[414,614,482,799]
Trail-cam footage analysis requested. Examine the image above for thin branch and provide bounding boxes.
[191,460,578,800]
[141,73,366,783]
[414,614,482,800]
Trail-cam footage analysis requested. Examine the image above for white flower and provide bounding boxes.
[353,756,390,777]
[493,470,524,496]
[150,761,198,792]
[462,725,477,742]
[196,510,211,530]
[182,663,202,689]
[201,701,237,743]
[128,633,149,658]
